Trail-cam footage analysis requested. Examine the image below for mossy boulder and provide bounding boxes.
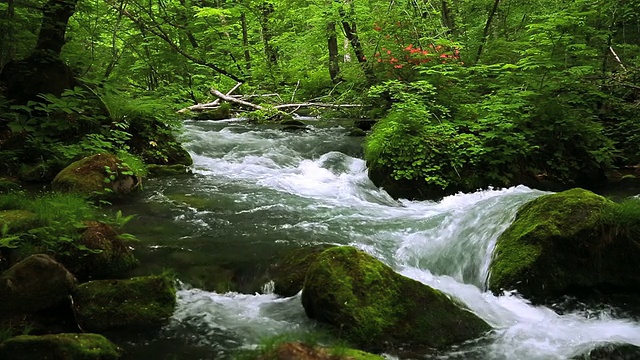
[0,254,76,314]
[126,118,193,166]
[0,333,121,360]
[59,221,138,280]
[52,153,140,199]
[0,210,37,233]
[73,275,176,332]
[267,244,335,297]
[301,246,490,350]
[489,188,640,301]
[257,342,384,360]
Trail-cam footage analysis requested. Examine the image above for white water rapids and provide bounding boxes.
[144,120,640,359]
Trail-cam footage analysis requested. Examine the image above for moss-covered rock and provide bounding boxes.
[0,333,121,360]
[126,118,193,166]
[59,221,138,280]
[0,210,37,232]
[267,244,335,297]
[146,164,192,177]
[256,342,384,360]
[489,188,640,301]
[301,246,490,350]
[52,153,140,199]
[0,254,76,314]
[73,275,176,332]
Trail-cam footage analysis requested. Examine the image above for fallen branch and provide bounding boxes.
[210,89,264,110]
[177,82,242,113]
[610,46,627,71]
[274,103,362,109]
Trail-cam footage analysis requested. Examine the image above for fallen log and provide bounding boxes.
[177,82,242,113]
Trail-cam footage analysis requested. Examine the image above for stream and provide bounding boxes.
[116,119,640,359]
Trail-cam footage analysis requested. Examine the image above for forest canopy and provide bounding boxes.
[1,0,639,196]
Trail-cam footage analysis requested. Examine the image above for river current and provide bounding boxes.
[118,120,640,359]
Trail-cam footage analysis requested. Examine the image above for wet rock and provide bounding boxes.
[489,188,640,301]
[52,153,140,199]
[571,343,640,360]
[267,244,335,297]
[0,254,76,314]
[73,275,176,332]
[127,118,193,166]
[301,246,490,351]
[147,164,192,177]
[0,333,121,360]
[59,221,138,280]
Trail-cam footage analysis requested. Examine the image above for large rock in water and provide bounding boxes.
[489,188,640,301]
[0,333,121,360]
[73,275,176,332]
[0,254,76,314]
[59,221,139,280]
[267,244,335,297]
[301,246,490,350]
[52,153,139,199]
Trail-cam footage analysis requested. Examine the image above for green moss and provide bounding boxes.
[0,333,121,360]
[52,153,139,199]
[302,246,489,350]
[268,244,336,297]
[73,275,176,332]
[0,210,37,233]
[489,188,621,299]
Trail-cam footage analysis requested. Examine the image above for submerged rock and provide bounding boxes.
[571,343,640,360]
[256,342,384,360]
[489,188,640,301]
[0,254,76,314]
[73,275,176,332]
[0,333,121,360]
[146,164,192,177]
[301,246,490,350]
[52,153,140,199]
[267,244,335,297]
[59,221,138,280]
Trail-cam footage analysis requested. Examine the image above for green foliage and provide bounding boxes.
[0,191,136,257]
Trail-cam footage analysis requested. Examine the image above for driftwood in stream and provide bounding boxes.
[177,83,361,116]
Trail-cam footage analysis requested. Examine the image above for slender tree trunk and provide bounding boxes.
[441,0,457,36]
[327,21,340,83]
[241,12,251,71]
[475,0,500,63]
[0,0,16,67]
[260,1,277,66]
[339,0,375,84]
[36,0,79,55]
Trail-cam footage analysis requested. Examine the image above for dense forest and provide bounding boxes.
[1,0,639,197]
[2,0,640,358]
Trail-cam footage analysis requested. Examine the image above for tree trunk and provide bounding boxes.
[339,1,375,84]
[36,0,79,56]
[475,0,501,63]
[0,0,79,103]
[441,0,457,36]
[241,12,251,71]
[0,0,16,68]
[327,21,340,83]
[260,1,278,66]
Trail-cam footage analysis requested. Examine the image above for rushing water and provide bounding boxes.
[118,120,640,359]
